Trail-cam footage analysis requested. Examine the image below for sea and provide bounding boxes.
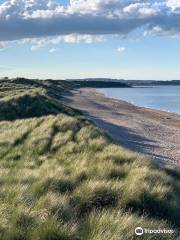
[100,85,180,115]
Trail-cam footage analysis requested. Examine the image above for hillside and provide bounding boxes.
[65,78,180,87]
[0,79,179,240]
[65,79,130,88]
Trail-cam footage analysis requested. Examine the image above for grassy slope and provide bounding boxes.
[0,79,179,240]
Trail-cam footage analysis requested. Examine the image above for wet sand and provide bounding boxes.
[63,88,180,166]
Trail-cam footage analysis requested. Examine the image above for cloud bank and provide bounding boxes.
[0,0,180,42]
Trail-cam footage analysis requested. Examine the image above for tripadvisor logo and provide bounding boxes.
[135,227,175,236]
[135,227,144,236]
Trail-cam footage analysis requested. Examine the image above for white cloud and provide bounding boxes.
[117,47,125,53]
[0,0,180,43]
[0,42,7,49]
[22,36,62,51]
[123,3,159,17]
[21,34,103,51]
[49,47,60,53]
[63,34,104,43]
[166,0,180,10]
[0,41,10,51]
[144,24,180,37]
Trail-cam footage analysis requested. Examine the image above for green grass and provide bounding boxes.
[0,78,179,239]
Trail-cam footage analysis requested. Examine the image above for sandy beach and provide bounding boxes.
[63,88,180,166]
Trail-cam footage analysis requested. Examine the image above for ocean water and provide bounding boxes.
[100,85,180,114]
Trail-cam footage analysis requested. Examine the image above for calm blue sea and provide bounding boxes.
[100,85,180,114]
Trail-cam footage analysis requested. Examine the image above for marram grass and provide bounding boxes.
[0,78,179,240]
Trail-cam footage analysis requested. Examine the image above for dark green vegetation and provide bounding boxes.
[66,78,180,86]
[66,79,130,88]
[0,78,179,240]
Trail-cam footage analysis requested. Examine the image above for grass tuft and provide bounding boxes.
[0,79,179,239]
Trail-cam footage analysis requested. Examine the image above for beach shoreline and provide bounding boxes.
[63,88,180,166]
[99,88,180,116]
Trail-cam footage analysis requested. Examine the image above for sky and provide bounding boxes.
[0,0,180,80]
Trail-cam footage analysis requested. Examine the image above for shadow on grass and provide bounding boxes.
[0,78,81,122]
[75,110,173,165]
[126,192,180,228]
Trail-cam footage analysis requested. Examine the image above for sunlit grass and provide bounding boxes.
[0,78,179,239]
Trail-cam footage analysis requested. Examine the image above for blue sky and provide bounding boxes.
[0,0,180,80]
